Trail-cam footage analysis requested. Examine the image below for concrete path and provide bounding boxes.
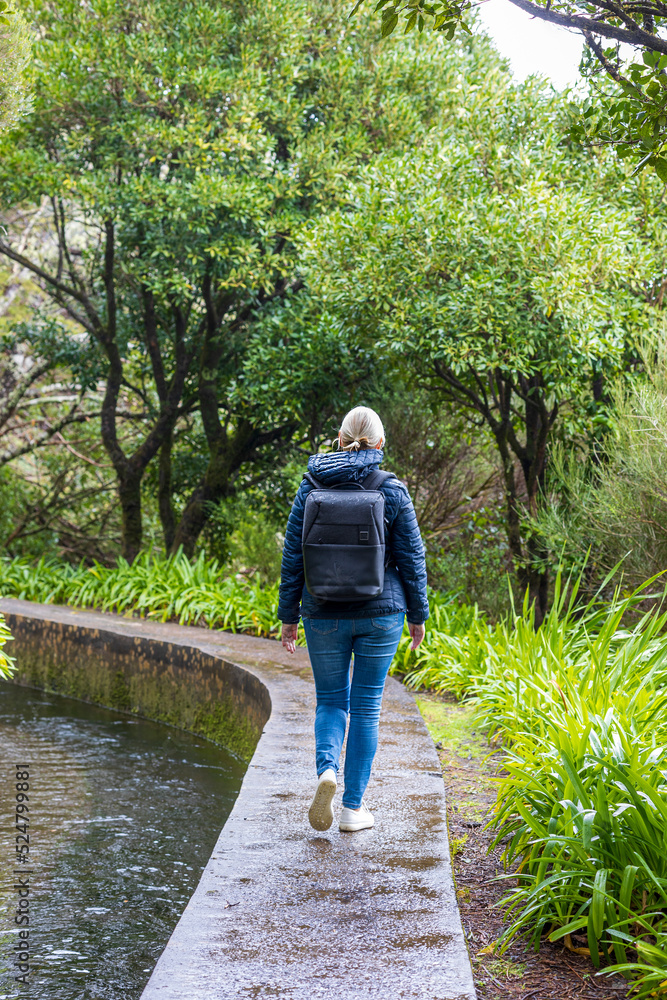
[0,600,477,1000]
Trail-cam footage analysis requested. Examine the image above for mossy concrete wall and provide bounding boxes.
[1,610,270,761]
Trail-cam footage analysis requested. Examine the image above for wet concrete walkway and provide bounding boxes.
[0,599,476,1000]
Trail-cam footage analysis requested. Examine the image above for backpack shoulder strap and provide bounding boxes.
[303,472,325,490]
[304,470,395,492]
[361,469,396,492]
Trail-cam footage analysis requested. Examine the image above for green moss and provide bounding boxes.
[450,833,468,857]
[192,702,259,762]
[12,654,259,762]
[109,670,132,711]
[483,958,526,980]
[415,695,486,760]
[415,692,496,825]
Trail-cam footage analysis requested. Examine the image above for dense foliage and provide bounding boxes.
[5,3,666,614]
[394,572,667,996]
[355,0,667,178]
[0,551,281,636]
[4,547,667,992]
[0,0,491,561]
[302,72,663,620]
[4,7,667,991]
[533,345,667,593]
[0,1,31,133]
[0,549,466,639]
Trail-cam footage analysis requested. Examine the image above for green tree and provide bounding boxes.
[301,81,657,621]
[356,0,667,176]
[0,1,31,133]
[0,0,490,561]
[360,0,667,54]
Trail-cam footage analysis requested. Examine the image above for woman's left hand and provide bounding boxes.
[281,622,298,653]
[408,622,426,651]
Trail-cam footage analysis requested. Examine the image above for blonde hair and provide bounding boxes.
[338,406,385,452]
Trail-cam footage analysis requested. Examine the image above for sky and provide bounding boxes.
[475,0,586,89]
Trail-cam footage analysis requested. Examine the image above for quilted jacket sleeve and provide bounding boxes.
[387,481,430,624]
[277,482,308,623]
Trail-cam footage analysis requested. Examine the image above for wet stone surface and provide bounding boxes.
[0,600,477,1000]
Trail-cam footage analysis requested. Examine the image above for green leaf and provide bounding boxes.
[618,865,638,920]
[591,869,608,940]
[381,10,399,35]
[548,917,589,942]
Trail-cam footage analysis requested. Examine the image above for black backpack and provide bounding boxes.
[301,468,396,602]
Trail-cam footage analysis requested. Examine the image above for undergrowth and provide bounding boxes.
[0,551,281,637]
[396,570,667,998]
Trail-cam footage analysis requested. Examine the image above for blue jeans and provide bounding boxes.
[302,613,405,809]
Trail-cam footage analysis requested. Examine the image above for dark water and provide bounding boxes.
[0,681,246,1000]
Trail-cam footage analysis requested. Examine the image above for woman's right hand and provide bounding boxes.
[408,622,426,651]
[281,622,298,654]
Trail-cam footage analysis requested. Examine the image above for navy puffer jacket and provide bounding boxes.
[278,448,429,624]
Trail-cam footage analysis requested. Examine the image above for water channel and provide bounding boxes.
[0,679,246,1000]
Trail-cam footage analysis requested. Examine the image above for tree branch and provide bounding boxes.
[0,360,51,432]
[431,359,496,425]
[506,0,667,55]
[0,400,91,467]
[583,29,648,96]
[0,240,86,307]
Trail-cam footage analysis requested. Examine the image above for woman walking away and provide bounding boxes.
[278,405,429,833]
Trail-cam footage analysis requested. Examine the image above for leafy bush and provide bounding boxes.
[226,514,284,586]
[396,568,667,996]
[0,551,281,637]
[203,502,285,586]
[534,348,667,593]
[390,588,489,698]
[6,547,667,993]
[425,507,513,620]
[495,715,667,981]
[0,613,14,678]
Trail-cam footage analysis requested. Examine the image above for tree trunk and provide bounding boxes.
[170,422,253,557]
[118,472,143,564]
[170,420,291,557]
[495,424,550,626]
[519,534,549,626]
[158,431,176,553]
[170,446,234,557]
[516,381,551,625]
[170,482,220,558]
[430,364,557,626]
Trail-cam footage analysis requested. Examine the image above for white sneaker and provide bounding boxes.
[339,801,374,832]
[308,768,337,831]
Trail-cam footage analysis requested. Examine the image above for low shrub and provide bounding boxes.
[0,614,14,678]
[396,569,667,997]
[390,589,488,698]
[0,551,281,637]
[533,347,667,596]
[425,507,514,620]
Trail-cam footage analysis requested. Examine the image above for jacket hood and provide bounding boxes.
[307,448,383,485]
